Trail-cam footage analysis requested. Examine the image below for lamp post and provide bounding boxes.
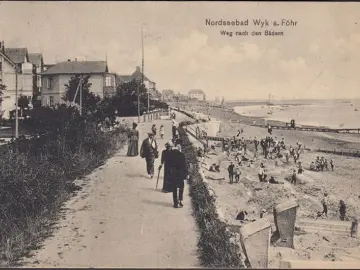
[137,79,140,123]
[15,67,19,139]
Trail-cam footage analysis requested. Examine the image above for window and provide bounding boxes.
[47,77,53,89]
[49,96,54,107]
[105,76,112,87]
[0,62,2,71]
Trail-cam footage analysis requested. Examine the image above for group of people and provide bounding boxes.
[310,156,334,172]
[125,116,189,209]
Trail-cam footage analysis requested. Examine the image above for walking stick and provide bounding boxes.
[156,168,161,190]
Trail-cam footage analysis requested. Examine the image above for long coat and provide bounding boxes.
[161,149,172,192]
[140,138,158,159]
[167,149,188,188]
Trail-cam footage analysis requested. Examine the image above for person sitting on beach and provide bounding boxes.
[236,210,248,222]
[215,164,221,172]
[269,176,280,184]
[280,138,286,149]
[310,161,316,171]
[209,164,216,172]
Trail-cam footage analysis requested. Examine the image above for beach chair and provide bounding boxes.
[239,218,272,268]
[272,200,299,248]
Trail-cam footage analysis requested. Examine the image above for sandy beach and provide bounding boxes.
[177,103,360,267]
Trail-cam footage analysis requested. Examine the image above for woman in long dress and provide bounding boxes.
[127,123,139,156]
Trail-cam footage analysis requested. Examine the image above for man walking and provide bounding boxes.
[227,161,235,184]
[140,132,158,179]
[168,144,188,208]
[321,193,328,218]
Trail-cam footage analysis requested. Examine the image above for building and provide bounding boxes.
[0,41,39,118]
[28,53,44,99]
[40,60,116,107]
[188,89,206,101]
[117,66,159,100]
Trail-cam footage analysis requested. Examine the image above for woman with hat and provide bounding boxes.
[158,141,173,192]
[127,122,139,156]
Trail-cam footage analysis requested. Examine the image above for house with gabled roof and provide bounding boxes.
[28,53,44,98]
[40,59,116,107]
[116,66,159,100]
[0,41,38,118]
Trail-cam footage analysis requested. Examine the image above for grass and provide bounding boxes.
[0,113,127,266]
[179,124,245,268]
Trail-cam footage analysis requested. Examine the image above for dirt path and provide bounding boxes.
[21,115,199,268]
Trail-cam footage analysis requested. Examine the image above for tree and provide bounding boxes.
[63,75,92,104]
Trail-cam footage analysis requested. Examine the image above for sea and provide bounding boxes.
[233,99,360,129]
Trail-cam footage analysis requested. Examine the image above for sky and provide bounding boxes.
[1,1,360,100]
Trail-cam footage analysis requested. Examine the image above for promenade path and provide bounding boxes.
[21,114,199,268]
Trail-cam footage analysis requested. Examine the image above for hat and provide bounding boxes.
[147,132,154,136]
[165,141,173,147]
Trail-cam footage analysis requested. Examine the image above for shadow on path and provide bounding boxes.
[142,199,173,208]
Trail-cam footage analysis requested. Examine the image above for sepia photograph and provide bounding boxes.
[0,1,360,268]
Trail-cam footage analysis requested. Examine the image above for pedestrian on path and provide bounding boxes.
[140,132,158,179]
[127,123,139,157]
[160,124,165,139]
[158,141,173,193]
[151,124,157,137]
[168,144,188,208]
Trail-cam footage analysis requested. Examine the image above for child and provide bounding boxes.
[160,124,165,139]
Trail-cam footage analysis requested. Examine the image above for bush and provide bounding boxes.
[0,103,127,266]
[178,125,245,268]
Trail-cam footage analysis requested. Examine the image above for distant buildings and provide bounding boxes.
[188,89,206,101]
[40,60,116,106]
[117,66,160,100]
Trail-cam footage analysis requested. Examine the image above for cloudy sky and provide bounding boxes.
[1,2,359,100]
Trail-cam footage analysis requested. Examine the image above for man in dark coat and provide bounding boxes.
[158,142,173,193]
[140,132,158,179]
[167,144,188,208]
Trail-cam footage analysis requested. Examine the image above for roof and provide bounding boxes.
[189,89,205,95]
[130,66,150,81]
[28,53,43,67]
[4,48,29,64]
[41,61,108,75]
[117,75,133,83]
